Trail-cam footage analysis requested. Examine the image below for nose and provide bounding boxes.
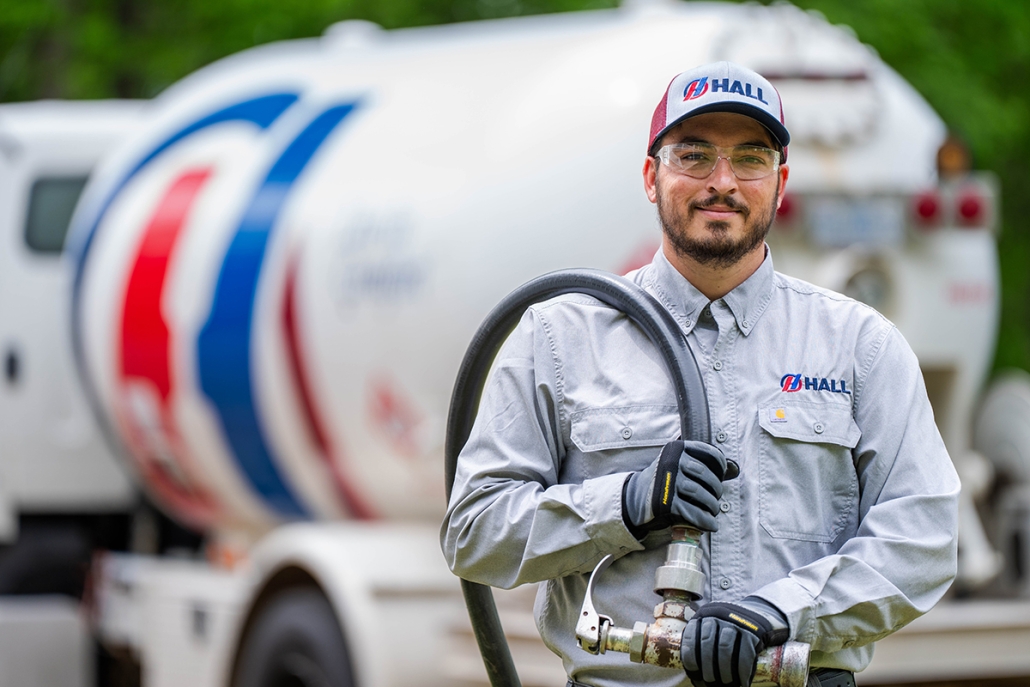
[706,156,738,195]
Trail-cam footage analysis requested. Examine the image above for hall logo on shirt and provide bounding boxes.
[780,373,852,395]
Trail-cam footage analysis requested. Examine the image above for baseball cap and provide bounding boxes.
[648,61,790,158]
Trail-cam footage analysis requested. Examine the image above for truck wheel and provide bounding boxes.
[232,586,355,687]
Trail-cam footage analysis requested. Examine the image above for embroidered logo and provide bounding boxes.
[780,373,852,395]
[682,76,768,104]
[683,77,710,100]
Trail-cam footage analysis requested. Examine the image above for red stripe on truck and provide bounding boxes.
[117,168,220,529]
[282,257,376,519]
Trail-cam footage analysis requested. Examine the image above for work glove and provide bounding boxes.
[622,440,727,536]
[680,598,790,687]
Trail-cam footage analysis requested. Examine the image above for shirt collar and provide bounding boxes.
[644,245,775,337]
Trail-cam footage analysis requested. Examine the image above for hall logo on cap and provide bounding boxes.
[683,77,709,101]
[685,76,769,105]
[715,78,768,105]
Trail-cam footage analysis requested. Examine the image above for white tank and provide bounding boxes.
[68,1,965,539]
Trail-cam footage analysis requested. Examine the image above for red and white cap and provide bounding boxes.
[648,61,790,157]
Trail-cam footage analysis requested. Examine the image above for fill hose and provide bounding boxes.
[444,268,713,687]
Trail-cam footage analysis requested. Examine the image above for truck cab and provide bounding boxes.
[0,101,143,535]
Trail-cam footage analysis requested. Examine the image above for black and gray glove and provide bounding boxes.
[680,598,790,687]
[622,439,727,536]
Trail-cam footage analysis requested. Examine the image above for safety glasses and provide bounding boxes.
[656,142,781,181]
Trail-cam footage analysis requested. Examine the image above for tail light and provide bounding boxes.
[912,190,942,229]
[956,189,986,227]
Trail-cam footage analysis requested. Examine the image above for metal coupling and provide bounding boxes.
[654,527,706,596]
[754,641,811,687]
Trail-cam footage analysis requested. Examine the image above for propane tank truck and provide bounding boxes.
[1,2,1029,686]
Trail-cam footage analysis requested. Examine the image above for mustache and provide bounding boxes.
[690,194,749,215]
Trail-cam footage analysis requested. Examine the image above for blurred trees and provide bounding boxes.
[0,0,618,101]
[2,0,1029,372]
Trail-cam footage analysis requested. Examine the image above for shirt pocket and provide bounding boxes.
[570,405,679,454]
[757,401,860,543]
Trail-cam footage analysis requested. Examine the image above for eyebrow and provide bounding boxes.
[678,137,774,148]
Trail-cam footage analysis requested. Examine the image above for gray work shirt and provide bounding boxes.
[442,248,959,686]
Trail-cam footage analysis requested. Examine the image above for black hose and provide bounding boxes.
[444,268,712,687]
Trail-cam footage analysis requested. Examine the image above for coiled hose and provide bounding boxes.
[444,268,712,687]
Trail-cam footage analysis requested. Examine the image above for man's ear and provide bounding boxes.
[775,164,790,210]
[644,156,658,204]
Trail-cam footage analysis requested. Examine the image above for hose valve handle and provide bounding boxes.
[576,555,648,660]
[575,555,614,654]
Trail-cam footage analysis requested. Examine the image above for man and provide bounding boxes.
[442,62,959,687]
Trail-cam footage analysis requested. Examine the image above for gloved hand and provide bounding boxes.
[622,440,727,536]
[680,598,790,687]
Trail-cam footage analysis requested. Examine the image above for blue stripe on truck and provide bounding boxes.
[197,102,359,519]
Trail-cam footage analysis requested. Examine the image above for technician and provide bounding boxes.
[442,62,959,687]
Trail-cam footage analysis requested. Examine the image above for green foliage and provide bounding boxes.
[0,0,618,100]
[3,0,1029,372]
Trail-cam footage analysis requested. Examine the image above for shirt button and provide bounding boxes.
[720,501,731,513]
[814,422,825,434]
[716,431,727,443]
[713,360,723,371]
[742,319,749,329]
[621,427,633,440]
[719,578,732,590]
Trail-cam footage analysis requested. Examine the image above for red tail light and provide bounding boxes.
[913,191,942,229]
[956,189,986,227]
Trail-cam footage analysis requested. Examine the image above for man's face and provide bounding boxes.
[644,112,789,269]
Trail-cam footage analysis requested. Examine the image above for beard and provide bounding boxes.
[656,178,778,268]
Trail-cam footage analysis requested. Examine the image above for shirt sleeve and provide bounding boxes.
[440,307,645,589]
[750,325,960,653]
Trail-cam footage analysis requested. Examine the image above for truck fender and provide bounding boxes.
[225,522,461,687]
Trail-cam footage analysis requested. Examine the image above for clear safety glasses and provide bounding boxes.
[656,143,781,181]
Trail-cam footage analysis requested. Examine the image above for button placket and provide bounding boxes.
[705,301,742,602]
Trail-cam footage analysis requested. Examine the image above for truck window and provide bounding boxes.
[24,176,89,253]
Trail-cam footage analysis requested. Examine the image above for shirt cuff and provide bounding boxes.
[582,471,647,555]
[749,576,817,642]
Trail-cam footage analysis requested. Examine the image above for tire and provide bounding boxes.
[232,586,355,687]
